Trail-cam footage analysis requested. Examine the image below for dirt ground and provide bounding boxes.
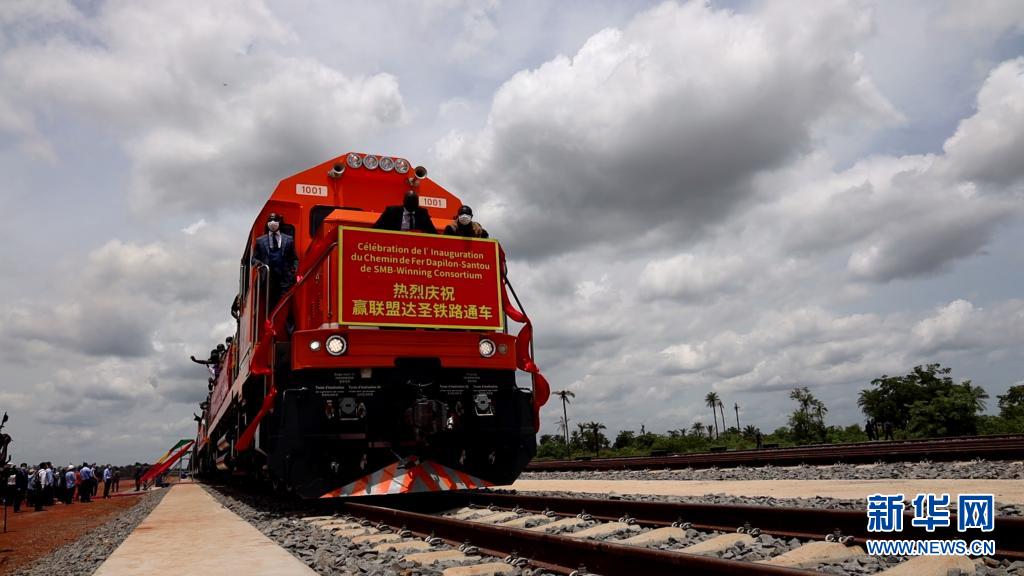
[0,491,144,575]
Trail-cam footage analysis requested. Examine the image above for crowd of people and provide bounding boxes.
[3,462,149,513]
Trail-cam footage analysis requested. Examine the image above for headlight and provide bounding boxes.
[379,157,395,172]
[326,335,347,356]
[394,158,410,174]
[478,338,496,358]
[309,340,322,352]
[346,153,362,169]
[363,155,379,170]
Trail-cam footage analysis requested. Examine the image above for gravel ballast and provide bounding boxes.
[203,484,486,576]
[522,459,1024,482]
[12,490,168,576]
[205,483,1021,575]
[504,488,1022,517]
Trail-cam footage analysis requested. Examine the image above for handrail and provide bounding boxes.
[265,239,339,337]
[236,239,339,452]
[251,262,270,340]
[502,271,527,341]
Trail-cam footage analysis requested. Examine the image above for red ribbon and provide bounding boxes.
[499,250,550,431]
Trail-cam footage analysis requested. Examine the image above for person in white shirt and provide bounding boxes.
[44,465,54,505]
[64,467,76,504]
[37,466,49,506]
[103,466,113,498]
[79,464,93,502]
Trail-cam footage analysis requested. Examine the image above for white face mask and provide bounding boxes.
[457,214,472,226]
[267,221,280,232]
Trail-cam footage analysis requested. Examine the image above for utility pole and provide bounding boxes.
[1,412,9,534]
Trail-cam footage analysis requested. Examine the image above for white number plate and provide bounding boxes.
[419,196,447,209]
[296,184,328,197]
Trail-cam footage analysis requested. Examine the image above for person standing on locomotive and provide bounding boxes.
[443,205,488,238]
[252,212,298,308]
[373,190,437,233]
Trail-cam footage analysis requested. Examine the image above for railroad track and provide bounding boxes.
[292,491,1024,575]
[526,434,1024,472]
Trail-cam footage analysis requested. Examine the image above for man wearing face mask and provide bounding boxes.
[252,212,298,308]
[443,205,489,238]
[373,190,438,233]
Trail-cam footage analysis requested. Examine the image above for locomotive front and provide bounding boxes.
[195,153,549,499]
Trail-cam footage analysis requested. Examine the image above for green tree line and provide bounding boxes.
[537,363,1024,460]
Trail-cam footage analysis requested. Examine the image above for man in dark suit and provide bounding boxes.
[252,212,298,308]
[373,190,437,233]
[11,463,27,512]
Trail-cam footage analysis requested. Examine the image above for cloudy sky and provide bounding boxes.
[1,0,1023,465]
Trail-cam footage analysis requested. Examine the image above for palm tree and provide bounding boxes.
[963,382,988,412]
[792,387,814,416]
[705,392,721,438]
[706,424,714,438]
[734,402,741,430]
[587,421,607,457]
[813,399,828,441]
[690,421,705,438]
[554,390,575,457]
[813,400,828,425]
[718,400,727,435]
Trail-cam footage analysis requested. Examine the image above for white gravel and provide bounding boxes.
[522,459,1024,481]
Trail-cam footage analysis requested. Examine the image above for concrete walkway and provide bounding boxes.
[95,483,314,575]
[507,479,1024,504]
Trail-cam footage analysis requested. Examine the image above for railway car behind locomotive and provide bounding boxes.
[194,153,549,498]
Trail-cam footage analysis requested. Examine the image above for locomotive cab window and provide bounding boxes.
[310,205,363,237]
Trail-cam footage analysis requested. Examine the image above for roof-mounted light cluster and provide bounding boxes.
[346,153,410,174]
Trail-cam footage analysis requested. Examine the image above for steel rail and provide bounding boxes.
[340,501,821,576]
[464,492,1024,561]
[527,435,1024,471]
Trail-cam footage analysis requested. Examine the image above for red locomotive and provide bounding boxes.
[193,153,549,498]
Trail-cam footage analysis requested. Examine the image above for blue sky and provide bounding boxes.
[1,0,1022,464]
